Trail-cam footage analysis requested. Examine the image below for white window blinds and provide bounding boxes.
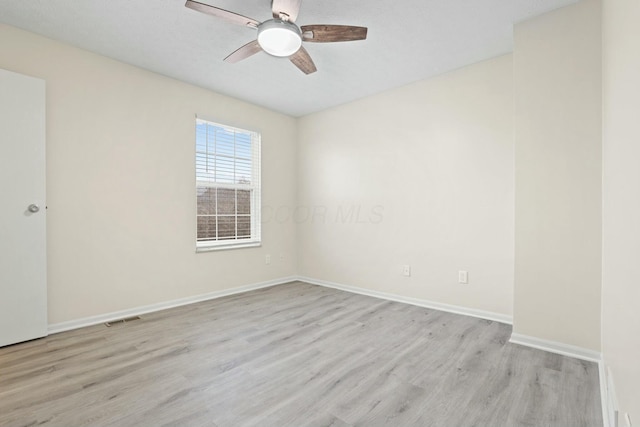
[196,118,261,250]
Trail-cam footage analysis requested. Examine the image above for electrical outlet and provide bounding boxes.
[265,254,271,265]
[279,253,285,261]
[402,265,411,277]
[458,270,468,284]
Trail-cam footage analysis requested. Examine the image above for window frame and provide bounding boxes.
[195,117,261,252]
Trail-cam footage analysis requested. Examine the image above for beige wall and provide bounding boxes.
[602,0,640,421]
[0,24,298,324]
[297,55,515,318]
[512,0,602,351]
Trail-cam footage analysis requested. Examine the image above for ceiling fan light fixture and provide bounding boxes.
[257,19,302,57]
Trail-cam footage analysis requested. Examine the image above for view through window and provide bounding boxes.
[196,118,261,250]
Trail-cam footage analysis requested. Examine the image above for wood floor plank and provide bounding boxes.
[0,281,602,427]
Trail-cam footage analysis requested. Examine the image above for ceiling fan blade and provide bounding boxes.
[301,25,368,43]
[224,40,263,63]
[289,46,317,75]
[271,0,301,22]
[186,0,260,28]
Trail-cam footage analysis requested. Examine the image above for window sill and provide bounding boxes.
[196,241,261,253]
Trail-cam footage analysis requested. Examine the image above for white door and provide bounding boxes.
[0,68,47,347]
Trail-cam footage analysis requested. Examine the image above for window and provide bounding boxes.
[195,118,261,251]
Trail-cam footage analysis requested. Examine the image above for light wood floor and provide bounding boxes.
[0,281,602,427]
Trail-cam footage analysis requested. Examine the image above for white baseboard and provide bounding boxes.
[509,332,601,362]
[47,276,297,335]
[600,363,618,427]
[297,276,513,325]
[600,362,610,427]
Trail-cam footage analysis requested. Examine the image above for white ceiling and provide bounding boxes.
[0,0,576,117]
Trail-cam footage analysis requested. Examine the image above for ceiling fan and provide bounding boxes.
[185,0,368,74]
